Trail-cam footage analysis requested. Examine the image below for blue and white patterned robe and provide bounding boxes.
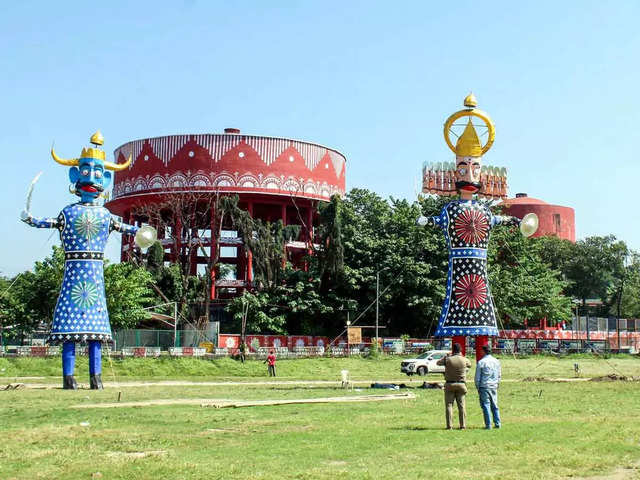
[25,202,137,344]
[426,200,517,337]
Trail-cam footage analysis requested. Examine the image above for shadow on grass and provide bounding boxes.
[390,425,445,431]
[391,425,489,431]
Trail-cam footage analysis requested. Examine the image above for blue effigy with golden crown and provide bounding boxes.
[21,132,155,389]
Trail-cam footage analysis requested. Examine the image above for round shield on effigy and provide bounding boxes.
[520,213,539,237]
[135,225,157,249]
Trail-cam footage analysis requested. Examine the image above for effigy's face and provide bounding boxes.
[455,155,482,194]
[69,158,112,202]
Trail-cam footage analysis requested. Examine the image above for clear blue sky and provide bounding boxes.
[1,1,638,276]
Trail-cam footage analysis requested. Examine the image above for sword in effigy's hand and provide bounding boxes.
[21,171,43,221]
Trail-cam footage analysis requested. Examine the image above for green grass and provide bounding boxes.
[1,353,639,381]
[1,356,640,479]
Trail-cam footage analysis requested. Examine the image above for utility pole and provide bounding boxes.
[346,316,351,357]
[375,267,389,352]
[174,302,178,347]
[376,270,380,349]
[615,255,629,352]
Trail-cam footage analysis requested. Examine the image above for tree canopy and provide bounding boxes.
[3,189,639,343]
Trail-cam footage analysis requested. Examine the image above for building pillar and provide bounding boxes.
[189,228,198,275]
[281,203,288,268]
[121,210,130,262]
[210,199,218,300]
[306,205,314,243]
[237,240,246,283]
[246,201,253,284]
[173,216,182,264]
[304,206,314,272]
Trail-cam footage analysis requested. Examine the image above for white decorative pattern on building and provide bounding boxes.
[111,133,346,203]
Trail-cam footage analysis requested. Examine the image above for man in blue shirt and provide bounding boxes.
[474,345,501,429]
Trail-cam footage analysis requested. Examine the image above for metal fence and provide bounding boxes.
[112,329,216,350]
[572,317,639,332]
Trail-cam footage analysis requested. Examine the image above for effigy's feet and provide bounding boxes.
[89,374,103,390]
[63,375,78,390]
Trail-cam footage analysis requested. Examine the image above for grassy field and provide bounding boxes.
[2,353,640,381]
[1,355,640,479]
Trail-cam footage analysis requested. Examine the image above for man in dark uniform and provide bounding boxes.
[437,343,471,429]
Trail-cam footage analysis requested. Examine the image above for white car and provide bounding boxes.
[400,350,450,376]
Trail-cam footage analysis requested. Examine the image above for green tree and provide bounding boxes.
[489,226,572,328]
[145,241,165,276]
[316,195,344,292]
[331,189,448,337]
[104,262,155,329]
[564,235,627,314]
[29,246,65,322]
[611,251,640,319]
[246,219,300,290]
[0,273,41,343]
[226,290,287,335]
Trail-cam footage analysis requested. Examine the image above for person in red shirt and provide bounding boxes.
[265,350,277,377]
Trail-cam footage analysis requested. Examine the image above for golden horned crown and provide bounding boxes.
[51,131,131,171]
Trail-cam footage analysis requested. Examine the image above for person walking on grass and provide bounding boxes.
[265,349,277,377]
[436,342,471,430]
[475,344,501,429]
[238,340,247,364]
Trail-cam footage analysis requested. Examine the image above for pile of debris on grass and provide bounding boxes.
[3,383,25,390]
[590,374,640,382]
[522,376,551,382]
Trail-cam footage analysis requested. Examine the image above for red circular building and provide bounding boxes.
[502,193,575,242]
[105,128,347,298]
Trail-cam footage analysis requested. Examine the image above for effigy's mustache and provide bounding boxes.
[77,182,105,192]
[455,181,482,190]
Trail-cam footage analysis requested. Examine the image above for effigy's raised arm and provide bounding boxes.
[20,210,63,230]
[110,217,158,249]
[109,217,138,236]
[491,214,520,228]
[492,212,539,237]
[416,215,444,228]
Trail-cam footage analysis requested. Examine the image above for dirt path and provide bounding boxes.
[5,378,421,390]
[71,392,416,409]
[2,376,600,390]
[573,461,640,480]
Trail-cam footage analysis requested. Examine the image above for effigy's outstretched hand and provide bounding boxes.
[416,216,430,227]
[134,225,157,249]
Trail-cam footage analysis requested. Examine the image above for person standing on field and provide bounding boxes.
[436,342,471,430]
[265,350,277,377]
[475,344,501,429]
[238,340,247,364]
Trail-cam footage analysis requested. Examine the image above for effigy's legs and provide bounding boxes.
[452,336,466,356]
[475,335,489,361]
[88,341,103,390]
[62,341,78,390]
